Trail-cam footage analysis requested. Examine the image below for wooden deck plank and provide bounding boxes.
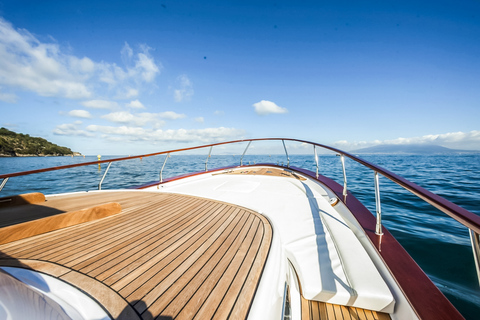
[106,203,232,290]
[192,220,262,320]
[301,295,310,320]
[302,299,391,320]
[215,167,306,180]
[67,197,207,271]
[205,224,265,320]
[52,198,191,264]
[229,219,272,318]
[30,196,187,261]
[113,205,237,296]
[73,197,209,272]
[130,207,246,314]
[311,300,321,320]
[165,214,257,320]
[0,193,179,256]
[140,211,254,319]
[0,191,272,320]
[319,302,329,320]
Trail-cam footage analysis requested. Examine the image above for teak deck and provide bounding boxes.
[0,191,272,320]
[301,296,391,320]
[214,167,306,180]
[0,190,393,320]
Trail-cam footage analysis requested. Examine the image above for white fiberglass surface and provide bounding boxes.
[0,267,110,320]
[153,167,395,313]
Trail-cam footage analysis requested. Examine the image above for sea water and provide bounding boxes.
[1,153,479,319]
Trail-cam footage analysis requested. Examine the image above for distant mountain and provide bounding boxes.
[351,144,478,154]
[0,127,78,157]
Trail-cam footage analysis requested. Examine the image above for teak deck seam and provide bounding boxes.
[0,191,272,320]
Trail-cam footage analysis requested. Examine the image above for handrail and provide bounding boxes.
[1,137,479,234]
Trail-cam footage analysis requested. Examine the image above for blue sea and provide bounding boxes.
[1,153,479,319]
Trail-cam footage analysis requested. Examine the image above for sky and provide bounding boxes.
[0,0,479,155]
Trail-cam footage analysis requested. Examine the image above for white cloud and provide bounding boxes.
[68,109,92,119]
[125,99,145,109]
[0,18,93,99]
[53,121,94,136]
[81,99,119,110]
[195,117,204,123]
[174,74,194,102]
[214,110,225,116]
[101,110,185,127]
[86,125,245,143]
[135,45,160,82]
[0,18,161,101]
[252,100,288,115]
[333,130,480,151]
[159,111,186,120]
[101,111,166,127]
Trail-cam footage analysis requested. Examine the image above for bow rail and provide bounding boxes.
[1,137,480,284]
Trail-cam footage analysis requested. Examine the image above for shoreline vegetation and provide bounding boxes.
[0,127,81,157]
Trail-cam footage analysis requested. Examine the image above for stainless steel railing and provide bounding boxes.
[1,137,479,285]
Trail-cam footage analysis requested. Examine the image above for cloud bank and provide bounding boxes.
[0,18,161,101]
[333,131,480,151]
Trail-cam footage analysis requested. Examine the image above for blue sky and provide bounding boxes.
[0,0,479,155]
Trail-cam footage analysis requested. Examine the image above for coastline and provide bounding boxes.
[0,153,82,157]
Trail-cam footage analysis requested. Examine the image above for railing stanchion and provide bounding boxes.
[205,146,213,171]
[240,141,251,166]
[340,155,348,201]
[160,153,170,183]
[0,177,9,193]
[469,229,480,286]
[374,171,384,236]
[282,140,290,168]
[98,162,112,190]
[314,146,319,179]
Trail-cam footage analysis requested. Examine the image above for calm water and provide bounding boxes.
[1,153,479,318]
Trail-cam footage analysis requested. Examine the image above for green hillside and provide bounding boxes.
[0,127,74,156]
